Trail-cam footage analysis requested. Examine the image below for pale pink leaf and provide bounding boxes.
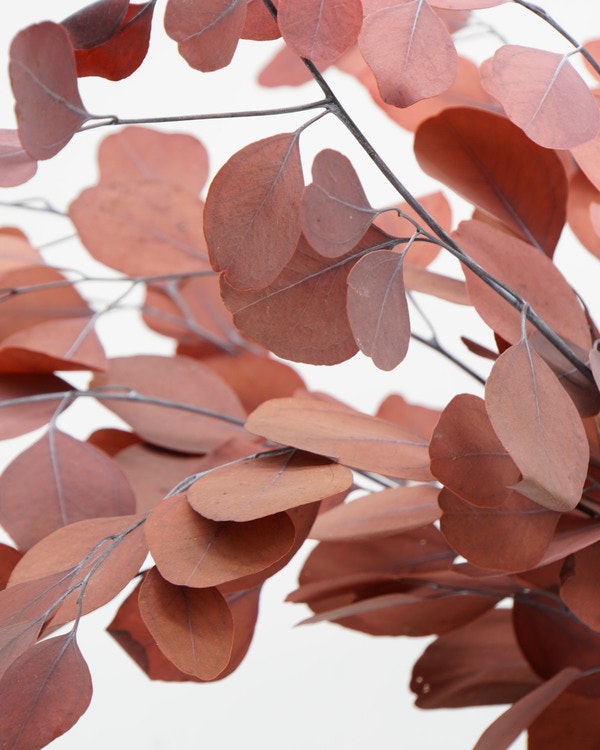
[0,130,37,186]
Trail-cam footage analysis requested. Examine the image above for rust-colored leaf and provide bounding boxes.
[205,133,303,289]
[0,374,72,440]
[571,91,600,191]
[91,354,246,453]
[188,450,353,522]
[560,541,600,631]
[528,691,600,749]
[457,221,590,349]
[567,170,600,260]
[301,149,375,258]
[376,394,441,441]
[472,667,583,750]
[359,1,457,108]
[0,430,137,550]
[220,233,360,365]
[347,249,410,371]
[145,493,295,587]
[485,340,589,512]
[139,567,234,680]
[73,1,156,81]
[7,515,147,626]
[242,0,280,40]
[278,0,362,64]
[430,394,520,508]
[9,22,91,160]
[310,484,441,541]
[69,180,208,277]
[62,0,129,48]
[164,0,247,71]
[0,129,37,186]
[245,396,432,480]
[98,125,209,193]
[414,108,568,256]
[411,608,541,708]
[0,545,22,590]
[0,633,92,749]
[481,45,599,149]
[439,488,560,573]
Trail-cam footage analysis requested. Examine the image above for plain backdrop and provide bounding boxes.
[0,2,599,748]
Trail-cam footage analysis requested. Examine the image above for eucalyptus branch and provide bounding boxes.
[0,198,66,215]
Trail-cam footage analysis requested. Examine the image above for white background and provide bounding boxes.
[0,1,598,748]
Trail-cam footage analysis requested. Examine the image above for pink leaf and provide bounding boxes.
[359,1,457,108]
[278,0,363,64]
[347,249,411,371]
[481,46,599,149]
[9,22,91,159]
[429,0,507,7]
[0,130,37,187]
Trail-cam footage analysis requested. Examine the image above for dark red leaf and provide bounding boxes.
[62,0,129,48]
[205,133,304,289]
[560,541,600,631]
[528,691,600,749]
[164,0,247,71]
[0,544,22,590]
[9,22,91,159]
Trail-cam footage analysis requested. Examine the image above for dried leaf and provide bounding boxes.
[0,634,92,749]
[560,541,600,630]
[164,0,247,71]
[0,430,137,550]
[145,493,295,587]
[9,22,91,159]
[245,396,433,480]
[403,265,469,305]
[301,149,375,258]
[0,374,72,440]
[481,45,599,149]
[347,249,410,370]
[0,129,37,186]
[188,450,353,522]
[528,691,600,749]
[567,170,600,260]
[359,1,457,108]
[278,0,362,64]
[62,0,129,48]
[139,567,234,680]
[485,341,589,512]
[414,108,568,256]
[205,133,303,289]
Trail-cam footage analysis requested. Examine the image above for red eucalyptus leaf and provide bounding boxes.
[430,394,520,508]
[205,132,303,289]
[62,0,129,48]
[74,1,156,80]
[347,249,410,370]
[359,1,457,108]
[485,341,589,512]
[245,396,433,480]
[456,220,591,349]
[301,148,375,258]
[560,541,600,631]
[87,428,140,456]
[278,0,362,64]
[0,430,137,550]
[9,22,91,160]
[7,515,147,626]
[0,227,42,272]
[0,634,92,749]
[376,394,441,441]
[258,42,328,87]
[98,126,209,193]
[91,354,246,453]
[528,691,600,749]
[530,516,600,572]
[567,170,600,260]
[403,265,469,305]
[0,129,37,186]
[472,667,583,750]
[310,484,441,541]
[0,545,22,590]
[411,608,541,709]
[242,0,280,40]
[145,493,295,587]
[164,0,247,71]
[0,374,72,440]
[439,488,560,573]
[220,233,360,365]
[481,46,599,149]
[69,180,208,277]
[139,568,234,680]
[414,108,568,256]
[429,0,506,6]
[571,91,600,191]
[187,450,353,522]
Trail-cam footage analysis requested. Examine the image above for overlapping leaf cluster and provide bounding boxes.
[2,0,600,747]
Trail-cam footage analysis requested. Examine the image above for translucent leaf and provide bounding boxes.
[414,108,568,256]
[62,0,129,48]
[242,0,280,40]
[278,0,362,64]
[164,0,247,71]
[204,133,304,289]
[359,0,457,108]
[0,634,92,750]
[0,129,37,187]
[9,23,91,159]
[187,450,353,522]
[245,396,433,480]
[485,341,589,512]
[481,45,599,149]
[567,170,600,260]
[347,249,410,371]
